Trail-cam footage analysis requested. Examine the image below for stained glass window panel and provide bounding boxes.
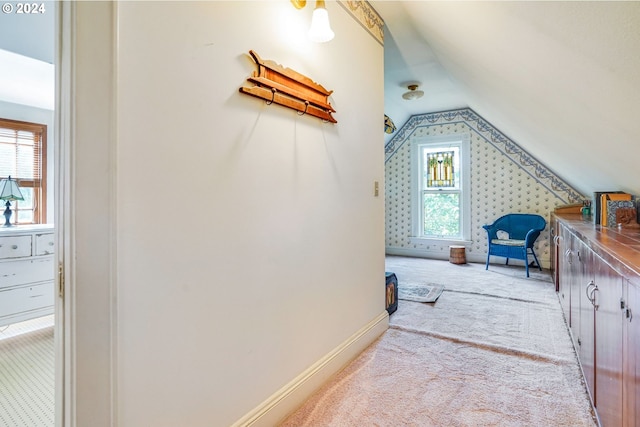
[426,150,454,188]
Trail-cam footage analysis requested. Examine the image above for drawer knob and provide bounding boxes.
[49,242,54,246]
[12,245,18,250]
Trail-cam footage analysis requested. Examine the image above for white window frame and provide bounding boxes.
[410,133,471,245]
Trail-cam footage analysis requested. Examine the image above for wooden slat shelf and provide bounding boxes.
[239,50,337,123]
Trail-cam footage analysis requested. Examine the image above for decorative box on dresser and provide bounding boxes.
[552,213,639,427]
[0,224,55,327]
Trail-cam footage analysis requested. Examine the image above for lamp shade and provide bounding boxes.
[0,176,24,201]
[308,3,334,43]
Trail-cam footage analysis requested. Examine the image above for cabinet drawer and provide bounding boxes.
[0,257,54,288]
[0,281,54,320]
[35,233,55,255]
[0,235,32,259]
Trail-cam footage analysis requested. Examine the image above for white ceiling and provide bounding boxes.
[0,1,54,64]
[0,1,55,110]
[372,1,640,198]
[2,1,640,197]
[0,49,54,110]
[373,1,466,135]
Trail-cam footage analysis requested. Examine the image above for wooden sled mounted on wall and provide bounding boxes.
[239,50,337,123]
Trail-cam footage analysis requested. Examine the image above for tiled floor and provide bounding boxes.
[0,315,54,427]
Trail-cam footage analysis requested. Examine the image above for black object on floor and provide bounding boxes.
[385,272,398,314]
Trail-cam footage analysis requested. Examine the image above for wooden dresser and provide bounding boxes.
[551,213,639,427]
[0,224,55,327]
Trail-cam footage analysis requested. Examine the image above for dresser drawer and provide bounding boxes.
[0,235,32,259]
[0,257,54,288]
[35,232,55,255]
[0,281,54,320]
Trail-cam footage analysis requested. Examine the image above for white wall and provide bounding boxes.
[68,2,384,426]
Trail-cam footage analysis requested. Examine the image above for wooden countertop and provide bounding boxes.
[553,213,640,286]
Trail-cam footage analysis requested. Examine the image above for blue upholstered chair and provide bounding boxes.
[482,214,547,277]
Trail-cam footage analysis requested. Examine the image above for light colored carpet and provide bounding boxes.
[280,257,596,427]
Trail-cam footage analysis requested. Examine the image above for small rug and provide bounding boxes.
[398,283,444,303]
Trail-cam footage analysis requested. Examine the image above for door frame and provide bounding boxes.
[55,2,118,426]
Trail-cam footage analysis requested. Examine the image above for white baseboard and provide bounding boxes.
[231,310,389,427]
[385,247,550,269]
[386,246,486,263]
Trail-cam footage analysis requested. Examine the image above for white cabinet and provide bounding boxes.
[0,225,55,327]
[0,235,32,258]
[35,232,55,256]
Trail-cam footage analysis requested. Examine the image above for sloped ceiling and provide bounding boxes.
[373,1,640,198]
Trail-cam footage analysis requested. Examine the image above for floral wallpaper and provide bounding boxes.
[385,108,586,268]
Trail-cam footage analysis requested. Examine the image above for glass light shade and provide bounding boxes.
[402,89,425,100]
[0,176,24,201]
[308,7,334,43]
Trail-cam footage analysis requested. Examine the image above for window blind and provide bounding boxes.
[0,118,47,223]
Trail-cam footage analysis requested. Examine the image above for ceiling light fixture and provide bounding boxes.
[402,84,424,101]
[292,0,335,43]
[308,0,335,42]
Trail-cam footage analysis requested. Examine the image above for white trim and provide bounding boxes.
[385,247,551,269]
[410,133,471,241]
[386,246,455,261]
[58,2,118,425]
[408,236,472,247]
[231,311,390,427]
[55,2,73,426]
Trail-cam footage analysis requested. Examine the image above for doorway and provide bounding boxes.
[0,2,57,426]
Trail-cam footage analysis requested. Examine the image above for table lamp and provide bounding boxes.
[0,176,24,227]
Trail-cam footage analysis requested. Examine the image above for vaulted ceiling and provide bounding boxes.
[372,1,640,198]
[2,1,639,198]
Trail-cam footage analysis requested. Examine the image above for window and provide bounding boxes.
[411,134,470,242]
[0,118,47,224]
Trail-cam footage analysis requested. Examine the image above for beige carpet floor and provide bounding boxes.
[280,256,597,426]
